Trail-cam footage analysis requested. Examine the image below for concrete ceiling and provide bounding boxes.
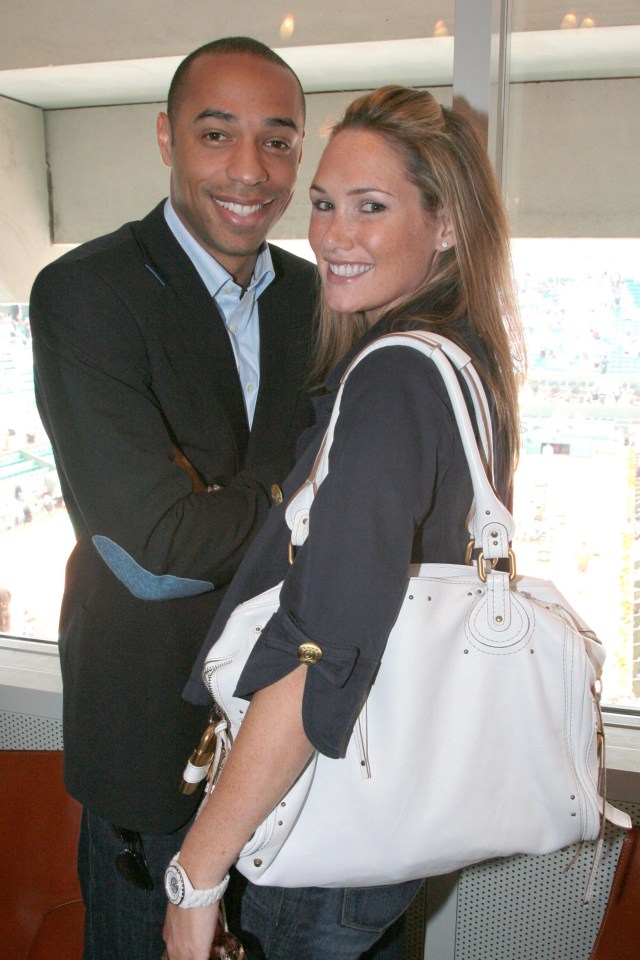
[0,27,638,110]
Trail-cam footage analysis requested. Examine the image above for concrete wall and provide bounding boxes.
[43,76,639,246]
[505,77,640,237]
[0,97,50,302]
[44,103,165,244]
[1,73,638,299]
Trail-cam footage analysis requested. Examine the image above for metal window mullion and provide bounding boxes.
[453,0,510,190]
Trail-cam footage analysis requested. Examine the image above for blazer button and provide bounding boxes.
[297,642,323,665]
[270,483,284,504]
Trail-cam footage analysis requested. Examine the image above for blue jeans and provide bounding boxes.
[78,808,191,960]
[233,876,422,960]
[79,808,418,960]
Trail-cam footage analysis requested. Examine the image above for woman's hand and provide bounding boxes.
[162,667,313,959]
[163,901,220,960]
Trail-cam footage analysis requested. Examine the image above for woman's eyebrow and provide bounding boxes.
[310,183,393,197]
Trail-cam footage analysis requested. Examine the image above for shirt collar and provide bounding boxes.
[163,198,275,299]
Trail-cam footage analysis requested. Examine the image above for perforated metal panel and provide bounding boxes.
[0,709,63,749]
[406,882,428,959]
[453,801,639,960]
[418,799,639,960]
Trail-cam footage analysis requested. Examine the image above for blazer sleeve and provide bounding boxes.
[235,347,467,757]
[30,258,278,592]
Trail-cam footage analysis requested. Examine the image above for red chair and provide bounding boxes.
[589,827,640,960]
[27,900,85,960]
[0,750,84,960]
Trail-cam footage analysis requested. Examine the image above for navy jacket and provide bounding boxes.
[30,201,316,831]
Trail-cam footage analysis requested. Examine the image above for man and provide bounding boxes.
[30,37,316,960]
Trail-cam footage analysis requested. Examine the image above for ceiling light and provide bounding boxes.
[280,14,295,40]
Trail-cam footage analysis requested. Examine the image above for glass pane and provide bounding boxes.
[505,2,640,708]
[0,304,73,639]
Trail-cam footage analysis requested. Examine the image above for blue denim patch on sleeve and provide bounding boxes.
[92,535,214,600]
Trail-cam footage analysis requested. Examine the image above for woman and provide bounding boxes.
[164,85,524,960]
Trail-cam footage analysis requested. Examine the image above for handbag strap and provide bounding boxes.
[286,331,515,567]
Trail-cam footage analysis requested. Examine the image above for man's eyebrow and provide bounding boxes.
[195,109,237,123]
[194,109,299,132]
[265,117,300,132]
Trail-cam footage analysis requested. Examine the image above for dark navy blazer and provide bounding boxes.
[30,201,317,831]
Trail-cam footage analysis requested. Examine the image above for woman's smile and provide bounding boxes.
[326,261,374,280]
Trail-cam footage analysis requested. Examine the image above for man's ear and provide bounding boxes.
[296,129,305,170]
[157,113,172,168]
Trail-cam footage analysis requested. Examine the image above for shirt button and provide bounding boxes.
[270,483,283,504]
[230,323,238,334]
[298,642,323,665]
[246,382,254,393]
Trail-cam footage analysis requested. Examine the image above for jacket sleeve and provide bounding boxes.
[30,259,281,591]
[235,347,464,757]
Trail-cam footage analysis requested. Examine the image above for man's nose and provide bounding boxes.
[226,140,268,186]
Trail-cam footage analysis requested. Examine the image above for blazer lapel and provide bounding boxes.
[247,245,313,464]
[132,204,250,453]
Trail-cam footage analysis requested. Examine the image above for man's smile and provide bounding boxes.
[214,197,271,217]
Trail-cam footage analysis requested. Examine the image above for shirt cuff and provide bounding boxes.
[235,609,379,759]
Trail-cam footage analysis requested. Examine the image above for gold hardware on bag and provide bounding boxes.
[466,541,517,583]
[476,549,517,583]
[179,704,225,795]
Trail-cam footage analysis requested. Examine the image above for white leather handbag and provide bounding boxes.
[187,332,631,889]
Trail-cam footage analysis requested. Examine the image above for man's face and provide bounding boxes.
[157,52,304,286]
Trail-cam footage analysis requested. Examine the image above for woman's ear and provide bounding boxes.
[437,214,456,251]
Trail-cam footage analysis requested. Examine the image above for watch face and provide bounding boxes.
[165,865,185,904]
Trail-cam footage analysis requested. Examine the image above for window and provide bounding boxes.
[0,304,73,639]
[501,0,640,707]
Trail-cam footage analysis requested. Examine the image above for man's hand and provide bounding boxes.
[170,445,207,493]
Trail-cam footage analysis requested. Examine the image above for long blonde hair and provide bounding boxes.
[312,85,525,470]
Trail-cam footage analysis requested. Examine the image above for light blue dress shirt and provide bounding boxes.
[164,198,275,427]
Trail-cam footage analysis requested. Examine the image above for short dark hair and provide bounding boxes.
[167,36,305,125]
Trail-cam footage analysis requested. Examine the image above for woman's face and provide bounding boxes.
[309,129,450,326]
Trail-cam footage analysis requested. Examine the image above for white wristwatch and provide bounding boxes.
[164,854,229,909]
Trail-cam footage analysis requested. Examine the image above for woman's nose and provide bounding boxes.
[322,213,354,252]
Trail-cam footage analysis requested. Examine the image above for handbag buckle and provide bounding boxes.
[179,704,226,795]
[476,549,517,583]
[464,539,475,565]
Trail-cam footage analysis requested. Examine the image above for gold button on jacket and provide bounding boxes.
[297,642,323,665]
